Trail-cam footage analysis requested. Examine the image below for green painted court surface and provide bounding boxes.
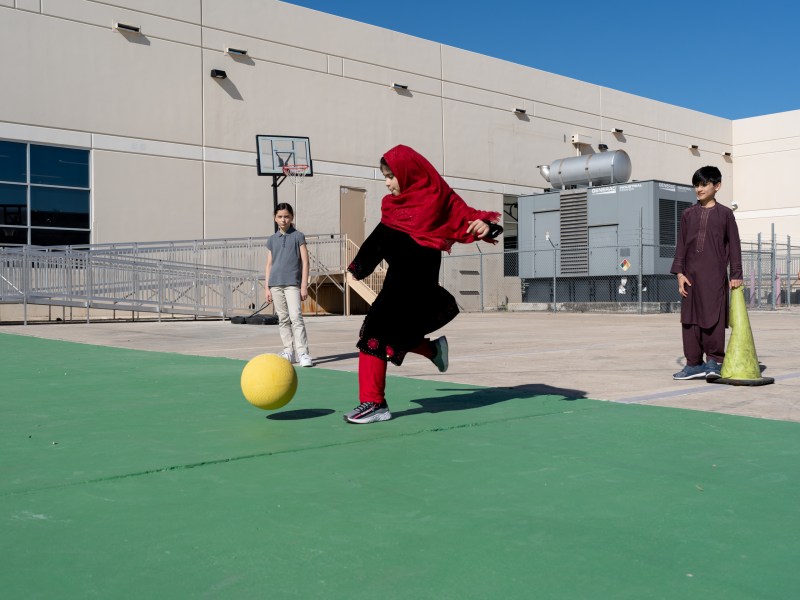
[2,333,799,599]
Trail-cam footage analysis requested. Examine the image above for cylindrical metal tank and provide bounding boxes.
[540,150,632,188]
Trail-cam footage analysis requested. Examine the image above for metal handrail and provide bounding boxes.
[0,235,355,322]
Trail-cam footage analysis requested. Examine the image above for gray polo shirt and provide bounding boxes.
[267,226,306,287]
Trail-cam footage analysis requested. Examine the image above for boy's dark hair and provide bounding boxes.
[692,166,722,186]
[274,202,294,216]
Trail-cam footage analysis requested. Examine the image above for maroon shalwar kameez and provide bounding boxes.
[670,202,742,365]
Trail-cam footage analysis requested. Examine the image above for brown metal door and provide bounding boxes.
[340,187,366,245]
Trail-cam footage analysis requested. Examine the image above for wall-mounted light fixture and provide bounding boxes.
[612,127,624,134]
[598,143,609,151]
[225,47,248,56]
[391,83,409,90]
[113,21,141,33]
[689,144,699,150]
[210,69,228,79]
[723,151,732,157]
[514,108,527,115]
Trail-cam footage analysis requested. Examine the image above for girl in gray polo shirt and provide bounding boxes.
[265,203,313,367]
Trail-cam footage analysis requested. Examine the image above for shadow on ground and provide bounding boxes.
[313,352,359,365]
[392,383,587,419]
[267,408,336,420]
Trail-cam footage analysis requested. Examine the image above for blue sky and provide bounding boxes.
[283,0,799,120]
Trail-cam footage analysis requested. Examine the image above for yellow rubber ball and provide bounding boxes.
[241,353,298,410]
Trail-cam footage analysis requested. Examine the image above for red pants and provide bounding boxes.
[359,339,434,403]
[681,320,725,366]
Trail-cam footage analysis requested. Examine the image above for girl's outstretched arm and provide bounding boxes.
[348,224,387,280]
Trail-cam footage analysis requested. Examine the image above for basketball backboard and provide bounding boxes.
[256,135,313,177]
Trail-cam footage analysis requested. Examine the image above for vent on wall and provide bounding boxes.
[659,199,693,257]
[559,190,589,274]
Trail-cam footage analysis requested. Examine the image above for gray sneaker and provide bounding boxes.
[673,364,707,380]
[344,401,392,424]
[432,336,449,373]
[704,359,722,380]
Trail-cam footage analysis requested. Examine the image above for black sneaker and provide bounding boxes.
[431,336,449,373]
[344,401,392,424]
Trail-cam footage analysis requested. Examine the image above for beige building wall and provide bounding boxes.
[0,0,797,249]
[732,110,800,242]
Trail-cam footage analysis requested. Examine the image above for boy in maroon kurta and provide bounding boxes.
[670,166,743,380]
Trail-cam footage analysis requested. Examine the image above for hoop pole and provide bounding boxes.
[271,174,286,232]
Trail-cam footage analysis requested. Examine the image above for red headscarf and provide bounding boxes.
[380,145,501,253]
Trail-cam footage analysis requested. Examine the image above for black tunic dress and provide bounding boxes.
[348,222,459,366]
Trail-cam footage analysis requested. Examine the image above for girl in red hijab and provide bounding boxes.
[344,145,502,424]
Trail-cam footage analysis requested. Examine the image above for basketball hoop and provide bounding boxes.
[282,164,308,186]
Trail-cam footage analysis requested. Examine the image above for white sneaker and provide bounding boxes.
[279,350,294,363]
[298,353,314,367]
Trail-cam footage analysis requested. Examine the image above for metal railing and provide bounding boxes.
[1,246,264,323]
[3,232,798,322]
[62,234,349,277]
[0,235,353,323]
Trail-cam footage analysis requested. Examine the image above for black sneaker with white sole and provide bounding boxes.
[344,401,392,424]
[432,336,448,373]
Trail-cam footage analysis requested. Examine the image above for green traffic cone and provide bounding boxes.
[710,286,774,385]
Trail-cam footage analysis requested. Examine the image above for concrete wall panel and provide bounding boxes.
[730,150,800,211]
[201,0,442,78]
[733,110,800,145]
[16,0,40,12]
[342,60,441,96]
[44,0,201,45]
[442,46,601,115]
[203,53,443,169]
[82,0,201,23]
[203,27,328,73]
[2,10,201,143]
[92,151,203,243]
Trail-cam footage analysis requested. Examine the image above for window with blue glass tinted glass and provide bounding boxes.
[0,142,90,247]
[30,145,89,188]
[1,227,28,244]
[0,183,28,226]
[31,187,90,229]
[31,228,90,246]
[0,140,27,183]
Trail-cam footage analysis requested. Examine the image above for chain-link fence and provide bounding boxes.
[442,236,800,313]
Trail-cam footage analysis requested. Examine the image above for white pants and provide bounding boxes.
[271,285,309,357]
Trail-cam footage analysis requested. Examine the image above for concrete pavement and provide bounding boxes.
[2,309,799,422]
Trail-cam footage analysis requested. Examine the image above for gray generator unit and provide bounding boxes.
[517,180,696,304]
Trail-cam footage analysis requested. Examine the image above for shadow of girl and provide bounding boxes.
[390,383,587,419]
